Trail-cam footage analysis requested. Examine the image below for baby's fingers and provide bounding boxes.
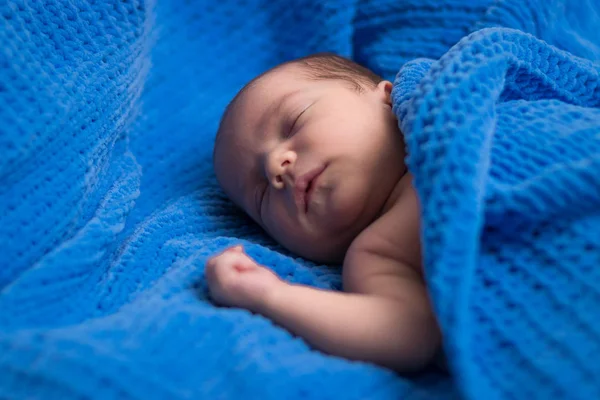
[224,251,258,272]
[218,245,244,256]
[206,251,256,277]
[204,256,220,283]
[230,245,244,253]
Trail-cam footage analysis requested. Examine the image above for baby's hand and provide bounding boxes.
[205,246,284,312]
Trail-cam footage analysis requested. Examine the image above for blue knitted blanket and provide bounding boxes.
[393,27,600,398]
[1,1,599,399]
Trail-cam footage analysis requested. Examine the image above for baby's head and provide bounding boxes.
[213,53,406,263]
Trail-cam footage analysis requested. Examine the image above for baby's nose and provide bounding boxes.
[267,150,296,189]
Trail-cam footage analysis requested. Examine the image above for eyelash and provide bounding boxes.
[287,102,313,138]
[285,113,301,138]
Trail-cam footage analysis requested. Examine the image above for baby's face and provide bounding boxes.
[215,64,406,263]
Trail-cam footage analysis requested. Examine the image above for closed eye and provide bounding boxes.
[285,114,301,138]
[286,103,312,138]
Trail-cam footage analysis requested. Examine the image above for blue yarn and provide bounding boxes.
[393,27,600,399]
[0,1,598,399]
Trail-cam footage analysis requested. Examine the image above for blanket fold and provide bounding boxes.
[392,27,600,399]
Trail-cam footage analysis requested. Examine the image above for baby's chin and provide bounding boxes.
[288,218,366,264]
[286,236,348,264]
[322,189,379,234]
[269,220,350,264]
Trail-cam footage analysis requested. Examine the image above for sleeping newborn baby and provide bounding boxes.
[208,53,441,373]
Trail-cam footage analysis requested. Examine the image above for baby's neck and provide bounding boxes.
[378,172,412,218]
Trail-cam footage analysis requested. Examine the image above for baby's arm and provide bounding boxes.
[206,245,440,372]
[260,249,439,372]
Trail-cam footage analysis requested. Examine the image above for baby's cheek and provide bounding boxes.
[326,180,362,218]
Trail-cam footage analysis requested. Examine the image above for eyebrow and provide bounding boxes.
[265,90,300,126]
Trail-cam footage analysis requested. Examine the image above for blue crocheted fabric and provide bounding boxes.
[393,27,600,399]
[0,1,599,399]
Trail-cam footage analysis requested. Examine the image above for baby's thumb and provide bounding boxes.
[231,245,244,253]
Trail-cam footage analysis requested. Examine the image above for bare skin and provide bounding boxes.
[208,62,441,373]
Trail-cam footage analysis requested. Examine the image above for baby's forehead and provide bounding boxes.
[242,64,305,100]
[226,68,306,125]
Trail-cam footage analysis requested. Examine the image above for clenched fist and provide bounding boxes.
[205,245,285,312]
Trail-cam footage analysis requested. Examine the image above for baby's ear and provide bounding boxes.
[375,80,393,106]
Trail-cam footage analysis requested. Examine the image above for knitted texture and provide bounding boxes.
[0,0,599,399]
[393,27,600,400]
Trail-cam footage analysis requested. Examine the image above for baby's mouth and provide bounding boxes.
[294,165,326,213]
